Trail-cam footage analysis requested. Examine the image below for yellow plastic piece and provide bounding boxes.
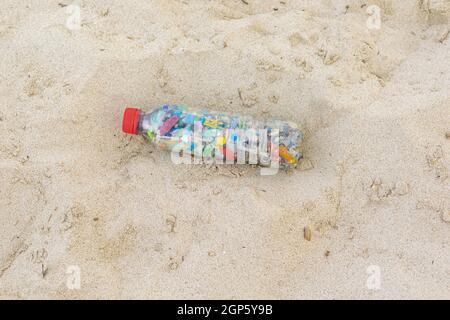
[216,136,226,146]
[204,119,220,128]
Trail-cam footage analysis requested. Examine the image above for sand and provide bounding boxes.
[0,0,449,299]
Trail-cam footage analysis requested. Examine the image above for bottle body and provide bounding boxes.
[123,105,303,168]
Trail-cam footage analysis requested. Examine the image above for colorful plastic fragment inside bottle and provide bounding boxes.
[122,104,303,169]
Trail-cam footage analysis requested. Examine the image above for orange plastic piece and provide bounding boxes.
[279,145,296,164]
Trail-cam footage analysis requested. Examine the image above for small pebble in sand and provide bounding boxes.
[445,131,450,139]
[304,226,312,241]
[294,57,313,72]
[289,32,308,47]
[393,181,409,196]
[438,30,449,44]
[165,215,177,233]
[169,261,179,270]
[153,243,163,252]
[238,87,258,107]
[208,251,216,257]
[323,53,340,65]
[268,94,279,104]
[441,211,450,223]
[298,159,314,171]
[372,177,382,186]
[329,76,343,87]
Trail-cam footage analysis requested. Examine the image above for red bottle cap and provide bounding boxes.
[122,107,141,134]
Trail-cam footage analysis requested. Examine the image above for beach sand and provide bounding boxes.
[0,0,449,299]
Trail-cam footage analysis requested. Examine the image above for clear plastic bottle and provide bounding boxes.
[122,105,303,168]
